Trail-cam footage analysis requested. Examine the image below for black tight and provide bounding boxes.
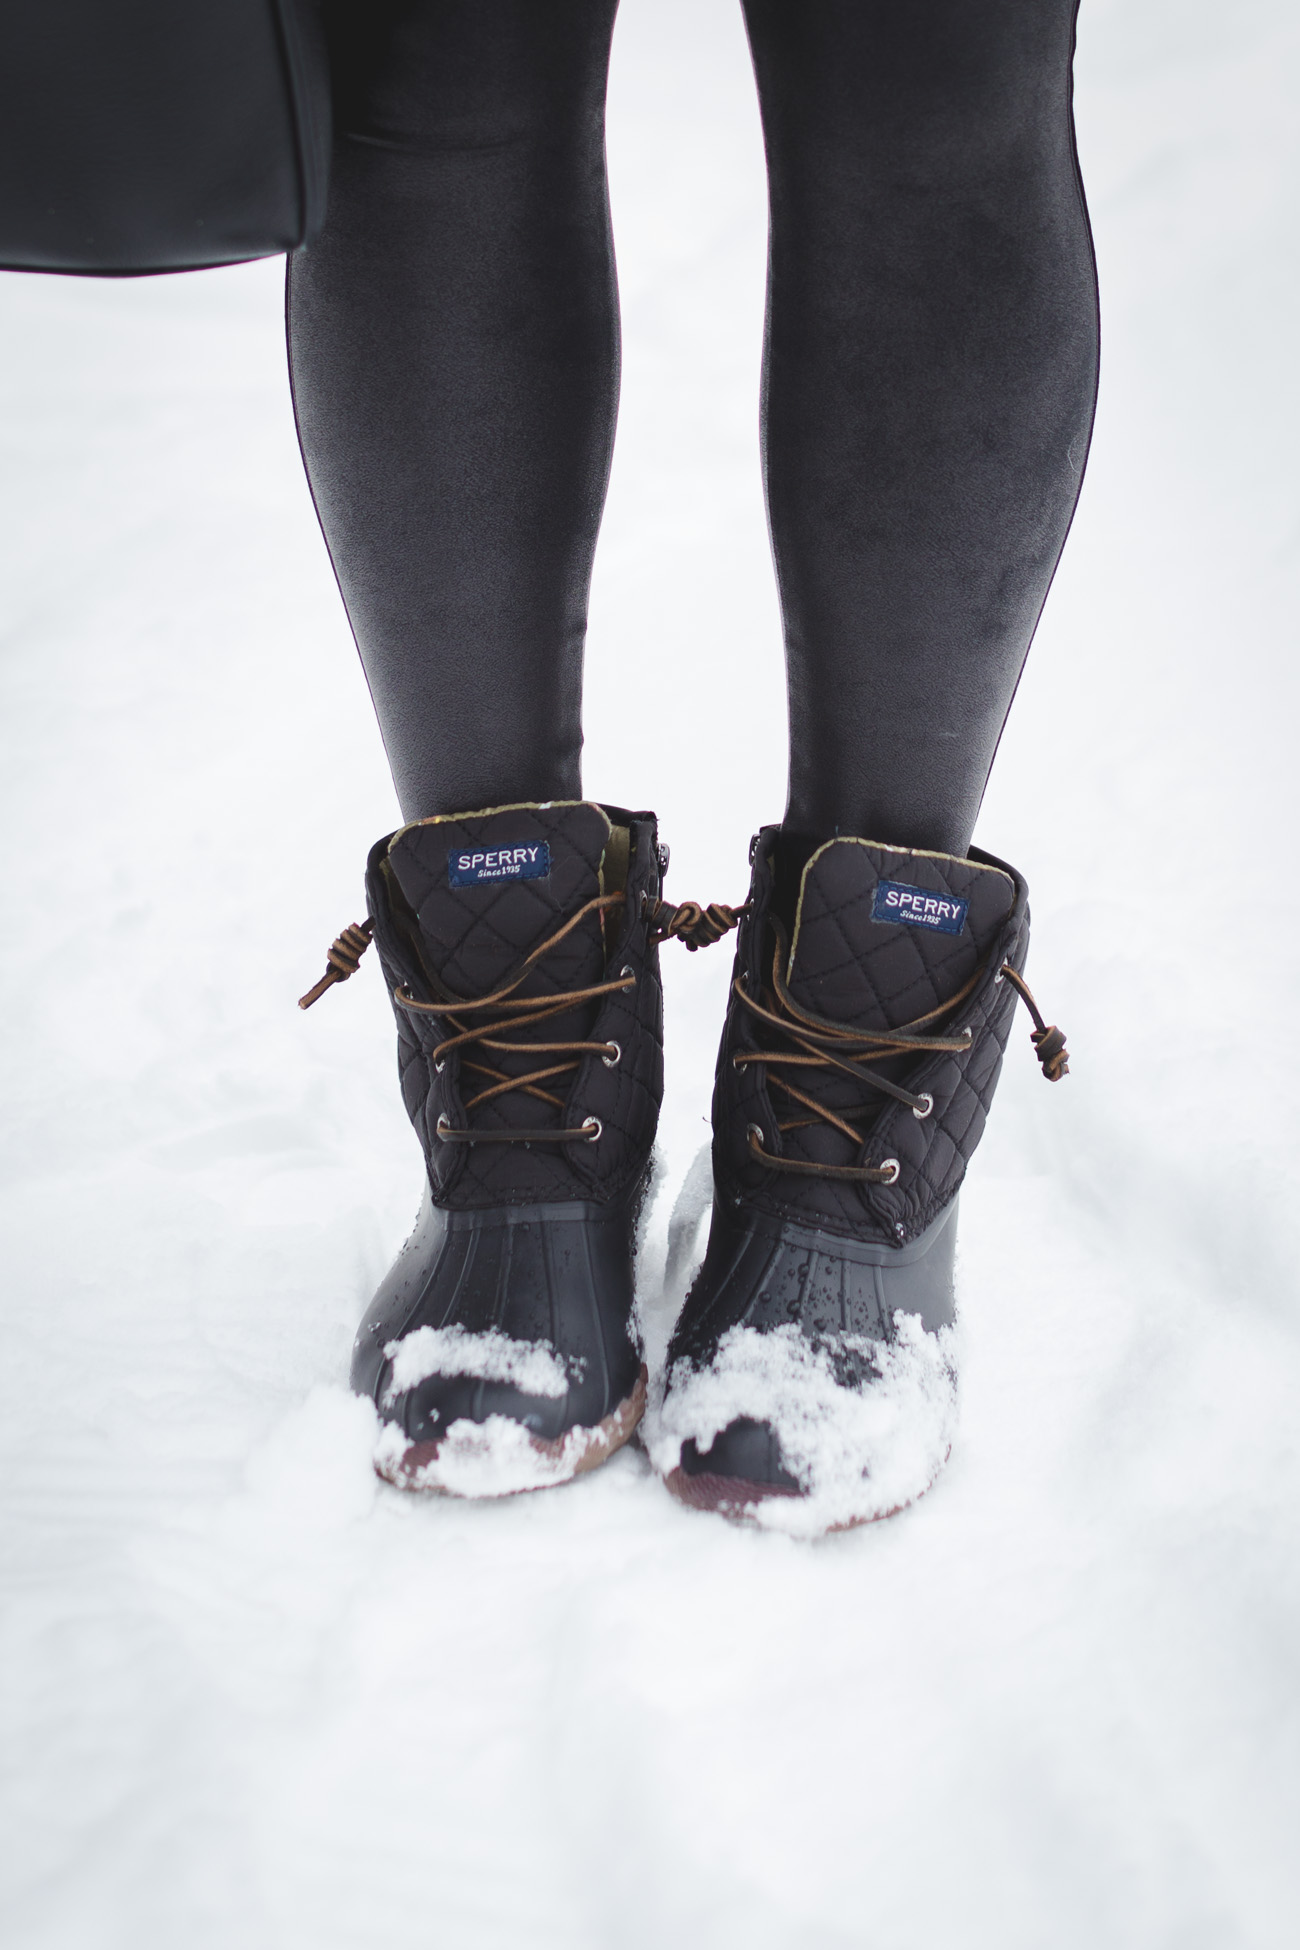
[748,0,1097,850]
[288,1,619,819]
[288,0,1097,854]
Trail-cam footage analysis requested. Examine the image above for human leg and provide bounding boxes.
[287,0,621,821]
[294,2,675,1494]
[746,0,1098,855]
[652,0,1092,1527]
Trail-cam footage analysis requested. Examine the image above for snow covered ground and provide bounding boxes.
[2,2,1298,1944]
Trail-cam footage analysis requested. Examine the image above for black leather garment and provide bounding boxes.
[649,827,1049,1532]
[349,800,665,1495]
[289,0,1096,853]
[0,1,329,273]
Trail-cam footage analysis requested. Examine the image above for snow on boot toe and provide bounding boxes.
[649,1310,959,1533]
[336,800,668,1495]
[652,825,1053,1534]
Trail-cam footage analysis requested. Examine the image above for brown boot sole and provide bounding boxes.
[662,1448,948,1533]
[376,1365,648,1497]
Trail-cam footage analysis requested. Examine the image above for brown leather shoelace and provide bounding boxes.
[644,896,744,951]
[298,895,1064,1165]
[397,893,635,1145]
[733,924,1068,1185]
[299,893,744,1145]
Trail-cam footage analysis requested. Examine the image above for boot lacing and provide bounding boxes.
[299,892,746,1146]
[394,893,635,1145]
[644,896,745,950]
[298,920,374,1009]
[403,894,748,1144]
[735,925,1068,1185]
[996,963,1070,1081]
[297,895,1066,1165]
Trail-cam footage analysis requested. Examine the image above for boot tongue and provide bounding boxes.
[385,801,616,999]
[785,839,1015,1030]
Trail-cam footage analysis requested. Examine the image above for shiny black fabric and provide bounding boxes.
[288,0,620,818]
[289,0,1097,850]
[0,1,330,274]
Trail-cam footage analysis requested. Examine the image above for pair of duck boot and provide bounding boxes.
[302,799,1065,1529]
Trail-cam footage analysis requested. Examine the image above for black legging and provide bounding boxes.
[288,0,1097,855]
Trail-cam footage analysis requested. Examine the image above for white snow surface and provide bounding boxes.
[3,3,1300,1946]
[648,1318,959,1536]
[381,1324,571,1404]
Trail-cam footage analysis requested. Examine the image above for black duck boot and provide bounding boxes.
[648,829,1067,1534]
[303,800,672,1497]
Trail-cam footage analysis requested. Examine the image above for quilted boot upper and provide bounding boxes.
[365,800,666,1208]
[347,800,666,1495]
[711,830,1030,1244]
[651,827,1047,1532]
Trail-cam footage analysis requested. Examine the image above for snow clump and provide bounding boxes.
[382,1324,569,1406]
[645,1315,959,1536]
[372,1413,610,1499]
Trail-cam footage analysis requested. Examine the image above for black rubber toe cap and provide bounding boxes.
[679,1417,800,1493]
[354,1184,644,1447]
[385,1369,580,1446]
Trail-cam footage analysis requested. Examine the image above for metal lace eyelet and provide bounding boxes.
[878,1157,901,1185]
[912,1092,934,1120]
[620,965,636,986]
[746,1122,765,1150]
[434,1055,446,1074]
[581,1116,603,1141]
[601,1040,621,1068]
[436,1114,452,1140]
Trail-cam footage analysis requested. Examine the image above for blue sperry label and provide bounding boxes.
[448,841,552,888]
[871,878,969,935]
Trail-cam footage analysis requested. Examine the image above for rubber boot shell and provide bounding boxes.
[353,801,665,1495]
[654,827,1031,1531]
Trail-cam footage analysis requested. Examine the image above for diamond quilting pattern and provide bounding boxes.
[714,830,1031,1246]
[786,839,1016,1031]
[364,808,665,1212]
[386,802,613,1002]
